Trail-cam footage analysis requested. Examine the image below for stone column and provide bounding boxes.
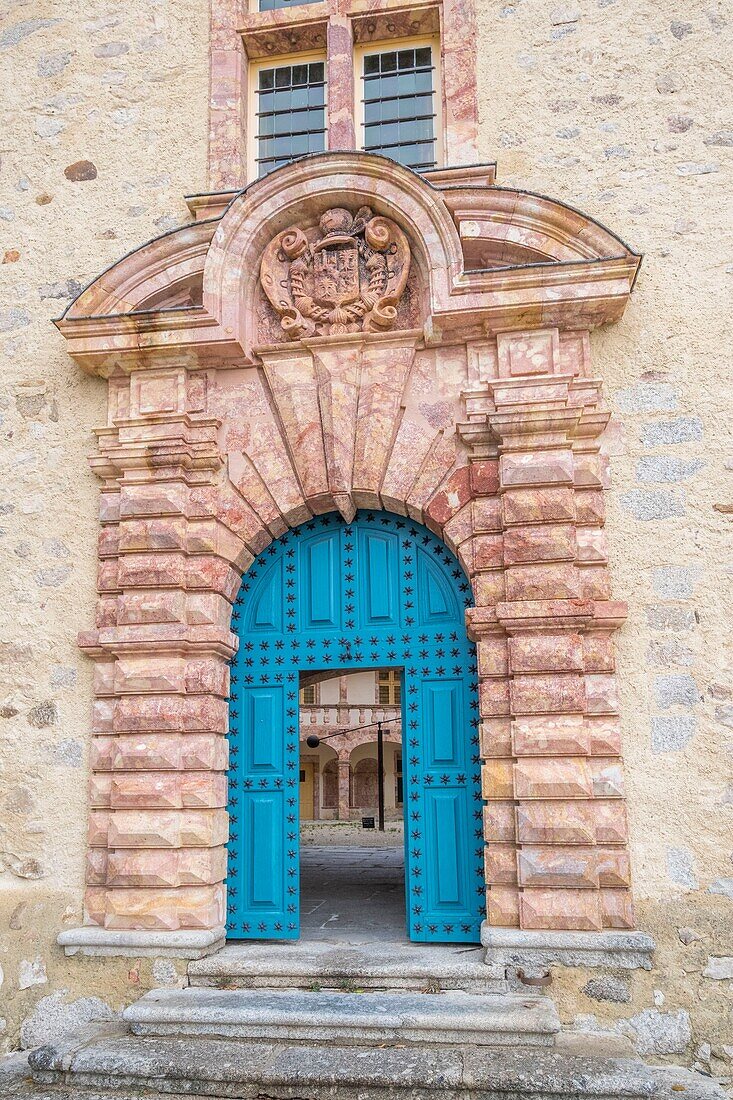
[337,759,351,820]
[463,329,633,933]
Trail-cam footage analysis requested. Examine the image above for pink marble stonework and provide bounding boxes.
[57,153,640,935]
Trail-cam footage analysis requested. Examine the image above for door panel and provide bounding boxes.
[227,511,485,943]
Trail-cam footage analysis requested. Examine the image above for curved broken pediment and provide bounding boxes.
[56,153,640,374]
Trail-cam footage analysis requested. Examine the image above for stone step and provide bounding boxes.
[123,986,559,1046]
[188,940,506,993]
[27,1028,727,1100]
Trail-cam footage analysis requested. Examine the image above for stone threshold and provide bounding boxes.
[188,940,505,993]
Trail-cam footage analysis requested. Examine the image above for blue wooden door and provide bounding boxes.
[226,511,485,942]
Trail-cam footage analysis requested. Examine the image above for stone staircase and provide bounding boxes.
[6,943,726,1099]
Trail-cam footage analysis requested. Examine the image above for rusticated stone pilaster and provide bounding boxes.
[461,328,632,933]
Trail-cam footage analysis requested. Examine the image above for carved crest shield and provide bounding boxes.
[259,206,411,339]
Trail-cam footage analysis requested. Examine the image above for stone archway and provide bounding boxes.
[55,153,640,957]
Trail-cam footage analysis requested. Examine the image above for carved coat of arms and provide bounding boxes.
[259,207,411,340]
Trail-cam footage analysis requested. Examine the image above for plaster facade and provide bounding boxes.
[0,0,731,1083]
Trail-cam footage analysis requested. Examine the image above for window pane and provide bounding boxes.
[361,46,437,171]
[256,61,327,177]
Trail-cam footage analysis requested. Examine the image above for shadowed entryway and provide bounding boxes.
[300,844,407,943]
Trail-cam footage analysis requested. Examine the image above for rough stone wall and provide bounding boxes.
[476,0,732,1076]
[0,0,730,1078]
[0,0,209,1053]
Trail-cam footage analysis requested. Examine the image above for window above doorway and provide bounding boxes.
[356,40,441,172]
[251,57,327,178]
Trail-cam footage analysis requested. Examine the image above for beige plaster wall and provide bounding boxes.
[476,0,732,1072]
[0,0,730,1075]
[0,0,209,1053]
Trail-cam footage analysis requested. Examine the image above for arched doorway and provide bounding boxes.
[227,510,484,943]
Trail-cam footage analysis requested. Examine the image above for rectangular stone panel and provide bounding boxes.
[582,634,616,674]
[105,847,227,888]
[107,733,228,773]
[473,571,506,606]
[503,524,576,565]
[472,497,502,533]
[483,802,516,843]
[512,714,589,756]
[500,450,574,488]
[586,716,622,756]
[108,773,227,811]
[596,848,632,888]
[519,887,603,931]
[487,885,520,928]
[589,760,625,799]
[501,487,575,527]
[576,527,608,562]
[505,562,581,602]
[510,673,586,715]
[479,678,511,717]
[514,758,594,799]
[484,845,518,885]
[518,846,599,888]
[509,634,584,675]
[473,533,504,570]
[477,636,509,677]
[574,489,605,526]
[516,801,597,845]
[580,566,612,600]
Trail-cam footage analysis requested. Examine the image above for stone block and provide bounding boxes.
[113,694,228,734]
[574,490,605,526]
[505,562,581,601]
[114,657,186,695]
[108,773,226,811]
[654,674,699,710]
[579,566,612,600]
[594,802,628,845]
[109,733,228,772]
[473,570,506,605]
[573,452,607,490]
[518,846,598,888]
[484,845,518,885]
[502,524,576,565]
[582,635,615,674]
[477,636,509,677]
[514,758,593,799]
[615,382,678,414]
[101,884,225,930]
[645,605,697,632]
[483,802,516,842]
[575,527,608,562]
[469,459,500,496]
[482,760,514,799]
[584,674,619,715]
[587,715,622,756]
[487,886,520,927]
[107,808,228,848]
[500,450,574,488]
[508,633,584,674]
[650,716,697,752]
[472,497,502,533]
[117,591,188,626]
[519,888,603,931]
[620,489,685,521]
[479,678,511,717]
[502,487,575,526]
[589,760,625,798]
[118,517,187,553]
[473,533,504,570]
[596,848,631,888]
[480,718,513,758]
[118,552,186,588]
[106,847,227,888]
[636,456,703,483]
[641,417,703,446]
[510,673,586,715]
[512,714,589,756]
[516,801,597,845]
[650,565,699,599]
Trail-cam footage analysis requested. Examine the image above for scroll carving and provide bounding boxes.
[259,207,411,340]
